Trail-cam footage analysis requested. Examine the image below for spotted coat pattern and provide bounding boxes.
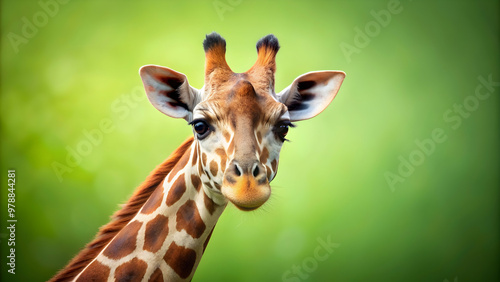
[50,32,345,282]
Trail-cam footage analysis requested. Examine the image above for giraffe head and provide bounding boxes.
[140,33,345,211]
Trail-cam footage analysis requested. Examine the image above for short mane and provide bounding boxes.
[50,136,194,282]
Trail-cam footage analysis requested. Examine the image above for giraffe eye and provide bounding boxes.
[274,120,294,142]
[190,119,211,140]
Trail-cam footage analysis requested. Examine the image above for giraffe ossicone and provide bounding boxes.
[51,32,345,282]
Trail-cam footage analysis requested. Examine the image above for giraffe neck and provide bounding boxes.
[73,140,227,281]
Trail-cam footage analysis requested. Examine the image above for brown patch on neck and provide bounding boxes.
[114,257,148,282]
[149,268,163,282]
[203,191,216,215]
[203,181,214,190]
[191,174,201,192]
[75,260,110,282]
[143,214,169,253]
[176,200,206,239]
[164,241,197,279]
[166,174,186,206]
[50,137,194,282]
[140,180,164,214]
[213,182,221,190]
[103,220,142,259]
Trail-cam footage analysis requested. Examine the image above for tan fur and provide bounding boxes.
[247,45,279,91]
[204,41,232,82]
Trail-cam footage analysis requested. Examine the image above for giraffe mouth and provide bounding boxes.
[221,175,271,211]
[233,204,261,212]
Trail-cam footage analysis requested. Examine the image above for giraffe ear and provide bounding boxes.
[140,65,201,122]
[278,71,345,121]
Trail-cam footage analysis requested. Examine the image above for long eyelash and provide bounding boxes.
[281,121,296,128]
[188,119,203,126]
[277,120,296,142]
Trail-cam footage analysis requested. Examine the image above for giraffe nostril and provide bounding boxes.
[234,164,242,177]
[252,165,260,178]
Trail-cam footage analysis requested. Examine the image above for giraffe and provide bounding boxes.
[50,32,345,281]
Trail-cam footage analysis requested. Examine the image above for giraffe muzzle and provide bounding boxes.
[221,160,271,211]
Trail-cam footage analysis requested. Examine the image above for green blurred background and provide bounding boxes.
[1,0,498,281]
